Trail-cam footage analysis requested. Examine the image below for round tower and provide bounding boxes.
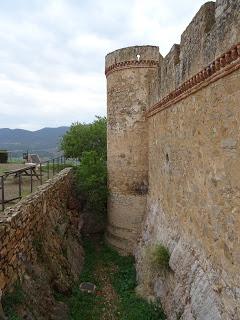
[105,45,160,254]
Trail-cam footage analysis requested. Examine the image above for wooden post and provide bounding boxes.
[40,163,43,185]
[18,174,22,199]
[47,161,50,179]
[1,176,4,211]
[30,167,33,193]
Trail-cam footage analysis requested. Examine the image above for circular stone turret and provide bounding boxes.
[105,45,160,254]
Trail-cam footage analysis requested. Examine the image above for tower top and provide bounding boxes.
[105,45,160,77]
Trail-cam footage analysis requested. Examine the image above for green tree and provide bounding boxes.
[61,116,107,160]
[61,116,107,216]
[75,150,107,215]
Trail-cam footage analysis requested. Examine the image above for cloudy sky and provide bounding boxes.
[0,0,208,130]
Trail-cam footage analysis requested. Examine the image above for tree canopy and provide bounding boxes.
[61,116,107,160]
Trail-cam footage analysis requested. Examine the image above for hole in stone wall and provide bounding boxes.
[136,54,141,61]
[166,153,169,162]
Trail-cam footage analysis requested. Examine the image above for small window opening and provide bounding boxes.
[136,54,141,61]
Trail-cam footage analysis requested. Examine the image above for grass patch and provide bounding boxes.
[64,237,166,320]
[67,239,106,319]
[148,244,170,271]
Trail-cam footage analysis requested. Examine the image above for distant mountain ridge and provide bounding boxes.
[0,127,69,158]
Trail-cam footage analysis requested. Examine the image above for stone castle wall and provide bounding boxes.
[106,0,240,318]
[0,168,77,291]
[137,64,240,319]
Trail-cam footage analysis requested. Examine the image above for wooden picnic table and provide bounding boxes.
[3,165,41,180]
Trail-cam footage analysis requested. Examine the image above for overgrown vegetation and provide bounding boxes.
[148,244,170,271]
[2,281,25,320]
[61,117,107,216]
[64,237,166,320]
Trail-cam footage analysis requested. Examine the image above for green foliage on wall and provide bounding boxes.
[149,244,170,271]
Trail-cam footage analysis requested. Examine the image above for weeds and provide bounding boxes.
[65,237,166,320]
[2,280,25,320]
[148,244,170,271]
[2,238,166,320]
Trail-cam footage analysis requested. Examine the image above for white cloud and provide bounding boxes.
[0,0,209,130]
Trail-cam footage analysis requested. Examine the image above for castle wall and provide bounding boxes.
[0,168,79,291]
[135,1,240,319]
[106,0,240,317]
[136,66,240,319]
[151,0,240,104]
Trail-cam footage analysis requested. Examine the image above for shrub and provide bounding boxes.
[148,244,170,270]
[61,117,107,160]
[61,117,107,217]
[75,150,107,216]
[0,150,8,163]
[2,280,25,320]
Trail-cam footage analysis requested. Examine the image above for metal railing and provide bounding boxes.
[0,155,77,212]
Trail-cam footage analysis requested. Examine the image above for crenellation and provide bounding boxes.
[156,0,240,101]
[147,42,240,117]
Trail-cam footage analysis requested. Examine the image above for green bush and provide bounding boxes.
[61,116,107,160]
[0,150,8,163]
[75,151,107,216]
[2,280,25,320]
[61,117,107,216]
[149,244,170,270]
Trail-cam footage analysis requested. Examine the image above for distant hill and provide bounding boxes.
[0,127,69,159]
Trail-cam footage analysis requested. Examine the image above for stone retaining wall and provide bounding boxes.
[0,168,74,291]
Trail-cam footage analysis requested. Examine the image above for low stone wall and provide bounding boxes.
[0,168,75,291]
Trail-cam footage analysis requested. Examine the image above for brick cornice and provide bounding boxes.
[147,43,240,118]
[105,59,159,77]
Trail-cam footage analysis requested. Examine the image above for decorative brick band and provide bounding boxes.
[105,59,159,77]
[147,43,240,118]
